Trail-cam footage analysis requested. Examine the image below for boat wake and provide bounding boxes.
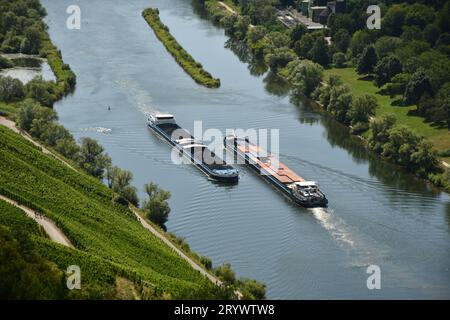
[310,207,355,249]
[310,207,390,267]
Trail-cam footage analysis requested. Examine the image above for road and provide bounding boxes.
[0,194,74,248]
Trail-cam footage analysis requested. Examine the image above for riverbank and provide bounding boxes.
[324,67,450,163]
[199,0,450,193]
[142,8,220,88]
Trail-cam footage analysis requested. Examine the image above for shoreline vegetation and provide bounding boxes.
[1,0,265,299]
[198,0,450,193]
[142,8,221,88]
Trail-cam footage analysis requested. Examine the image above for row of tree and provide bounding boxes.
[0,75,59,107]
[15,100,173,229]
[0,0,47,54]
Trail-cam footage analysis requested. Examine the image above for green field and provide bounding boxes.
[324,68,450,162]
[0,125,223,299]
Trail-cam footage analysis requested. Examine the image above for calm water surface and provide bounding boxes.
[42,0,450,299]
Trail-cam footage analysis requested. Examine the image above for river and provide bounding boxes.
[42,0,450,299]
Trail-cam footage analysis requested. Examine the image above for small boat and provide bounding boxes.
[147,113,239,182]
[224,135,327,207]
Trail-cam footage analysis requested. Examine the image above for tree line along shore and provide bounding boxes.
[0,0,265,300]
[197,0,450,192]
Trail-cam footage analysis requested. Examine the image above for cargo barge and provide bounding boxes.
[224,135,327,207]
[147,114,239,182]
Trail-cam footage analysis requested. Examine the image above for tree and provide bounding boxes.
[347,94,378,125]
[350,30,373,57]
[236,278,266,300]
[374,55,402,87]
[374,36,402,59]
[308,37,330,66]
[438,1,450,33]
[332,52,346,68]
[294,33,314,58]
[0,226,66,299]
[404,71,433,105]
[0,75,25,102]
[142,183,171,230]
[382,4,407,37]
[333,28,350,53]
[368,114,397,153]
[77,138,111,178]
[286,59,323,97]
[328,86,352,124]
[289,24,307,46]
[0,56,13,69]
[264,47,295,72]
[357,45,377,75]
[25,76,56,107]
[16,99,41,131]
[214,263,236,286]
[106,166,139,206]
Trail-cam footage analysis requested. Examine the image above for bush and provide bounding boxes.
[0,75,25,102]
[332,52,346,68]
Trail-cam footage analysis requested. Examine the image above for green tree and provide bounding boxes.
[374,36,402,59]
[404,71,433,105]
[332,52,346,68]
[214,263,236,286]
[78,137,112,178]
[25,76,56,107]
[0,75,25,102]
[333,28,350,53]
[0,226,66,299]
[107,166,139,206]
[237,278,266,300]
[368,114,397,153]
[347,94,378,125]
[308,37,330,66]
[357,45,377,75]
[286,59,323,97]
[264,46,295,72]
[328,85,352,124]
[142,183,171,230]
[374,55,402,87]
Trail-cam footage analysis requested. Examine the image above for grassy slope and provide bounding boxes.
[324,67,450,162]
[142,8,220,88]
[0,125,216,298]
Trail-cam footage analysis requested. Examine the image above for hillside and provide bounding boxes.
[0,125,228,299]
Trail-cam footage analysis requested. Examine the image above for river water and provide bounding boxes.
[42,0,450,299]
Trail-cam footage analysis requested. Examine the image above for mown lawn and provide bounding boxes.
[324,67,450,162]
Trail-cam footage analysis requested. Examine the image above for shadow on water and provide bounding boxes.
[263,71,290,97]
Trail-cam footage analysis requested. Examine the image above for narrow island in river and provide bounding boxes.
[142,8,221,88]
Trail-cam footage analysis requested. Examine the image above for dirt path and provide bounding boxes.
[0,116,76,171]
[0,194,74,248]
[131,208,221,284]
[218,1,255,28]
[1,117,242,297]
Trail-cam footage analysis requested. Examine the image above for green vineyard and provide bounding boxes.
[0,125,222,299]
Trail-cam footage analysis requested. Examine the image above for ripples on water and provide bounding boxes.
[42,0,450,299]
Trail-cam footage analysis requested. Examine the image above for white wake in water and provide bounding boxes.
[310,207,355,249]
[310,207,390,267]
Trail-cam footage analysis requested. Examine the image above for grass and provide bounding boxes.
[142,8,220,88]
[324,67,450,162]
[0,125,224,299]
